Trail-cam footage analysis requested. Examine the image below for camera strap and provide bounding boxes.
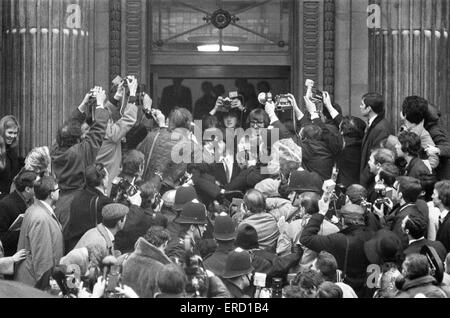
[89,196,100,227]
[143,131,161,179]
[343,236,350,281]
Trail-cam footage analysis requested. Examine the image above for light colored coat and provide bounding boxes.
[74,224,114,255]
[15,201,64,287]
[96,102,138,195]
[0,241,14,277]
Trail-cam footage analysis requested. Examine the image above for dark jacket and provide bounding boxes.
[51,108,109,191]
[396,275,447,298]
[122,237,172,298]
[0,145,23,197]
[160,85,193,116]
[222,279,251,298]
[406,157,437,201]
[404,238,447,262]
[300,213,375,296]
[0,190,29,256]
[301,139,335,181]
[337,137,362,187]
[386,202,429,249]
[436,212,450,252]
[193,94,216,120]
[114,205,167,254]
[63,186,113,254]
[360,116,395,187]
[425,105,450,180]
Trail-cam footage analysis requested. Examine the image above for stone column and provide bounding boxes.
[368,0,450,129]
[1,0,94,155]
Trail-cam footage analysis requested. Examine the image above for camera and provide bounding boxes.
[110,177,139,205]
[221,91,240,111]
[104,265,124,298]
[271,277,283,298]
[305,79,324,104]
[258,92,293,112]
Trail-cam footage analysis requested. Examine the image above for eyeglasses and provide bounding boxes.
[250,120,265,127]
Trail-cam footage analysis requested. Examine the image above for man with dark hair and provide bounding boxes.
[359,92,395,188]
[15,176,63,289]
[240,189,279,253]
[397,131,436,201]
[386,176,429,248]
[64,163,114,253]
[316,282,343,298]
[433,181,450,251]
[0,170,37,256]
[122,225,172,298]
[402,214,447,262]
[115,181,168,253]
[74,203,129,256]
[396,254,448,298]
[52,87,109,231]
[366,148,396,203]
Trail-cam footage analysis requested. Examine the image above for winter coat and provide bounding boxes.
[0,145,23,197]
[0,190,29,256]
[15,201,64,288]
[301,139,335,181]
[300,213,375,296]
[114,205,167,254]
[51,107,109,191]
[63,186,113,253]
[404,238,447,262]
[241,212,280,254]
[96,101,138,194]
[122,237,172,298]
[360,116,395,187]
[266,197,298,222]
[74,224,115,255]
[396,275,447,298]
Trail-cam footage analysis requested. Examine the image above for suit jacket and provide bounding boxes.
[15,201,64,288]
[404,238,447,262]
[0,190,29,256]
[360,116,394,187]
[436,212,450,252]
[211,162,241,187]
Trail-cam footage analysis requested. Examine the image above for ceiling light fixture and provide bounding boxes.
[197,44,239,52]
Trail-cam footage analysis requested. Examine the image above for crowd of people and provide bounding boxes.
[1,74,450,298]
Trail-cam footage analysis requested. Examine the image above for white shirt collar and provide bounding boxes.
[104,226,115,242]
[368,114,378,127]
[409,237,425,245]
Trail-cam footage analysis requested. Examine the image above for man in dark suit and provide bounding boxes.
[160,78,192,117]
[432,180,450,252]
[0,170,37,257]
[402,213,447,262]
[359,93,395,188]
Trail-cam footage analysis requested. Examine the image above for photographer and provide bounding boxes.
[52,86,110,231]
[96,76,142,195]
[300,190,376,297]
[64,163,114,253]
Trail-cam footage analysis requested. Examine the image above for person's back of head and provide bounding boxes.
[169,107,193,130]
[144,226,170,249]
[290,269,324,298]
[300,124,322,141]
[315,251,338,282]
[15,170,38,193]
[402,96,428,125]
[346,184,367,205]
[378,163,400,187]
[299,192,320,215]
[316,282,343,298]
[122,150,145,177]
[85,163,107,189]
[398,176,422,203]
[362,92,385,116]
[25,146,51,175]
[244,189,266,214]
[157,263,187,295]
[140,180,159,209]
[403,214,427,240]
[101,203,129,229]
[34,175,57,201]
[402,253,430,280]
[445,253,450,275]
[398,131,422,157]
[201,81,214,95]
[339,116,365,140]
[203,115,219,130]
[57,119,82,148]
[372,148,396,166]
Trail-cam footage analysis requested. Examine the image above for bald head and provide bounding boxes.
[244,189,266,214]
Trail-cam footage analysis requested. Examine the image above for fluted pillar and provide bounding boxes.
[1,0,94,155]
[369,0,450,130]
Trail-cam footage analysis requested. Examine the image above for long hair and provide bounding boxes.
[0,115,20,148]
[0,136,6,170]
